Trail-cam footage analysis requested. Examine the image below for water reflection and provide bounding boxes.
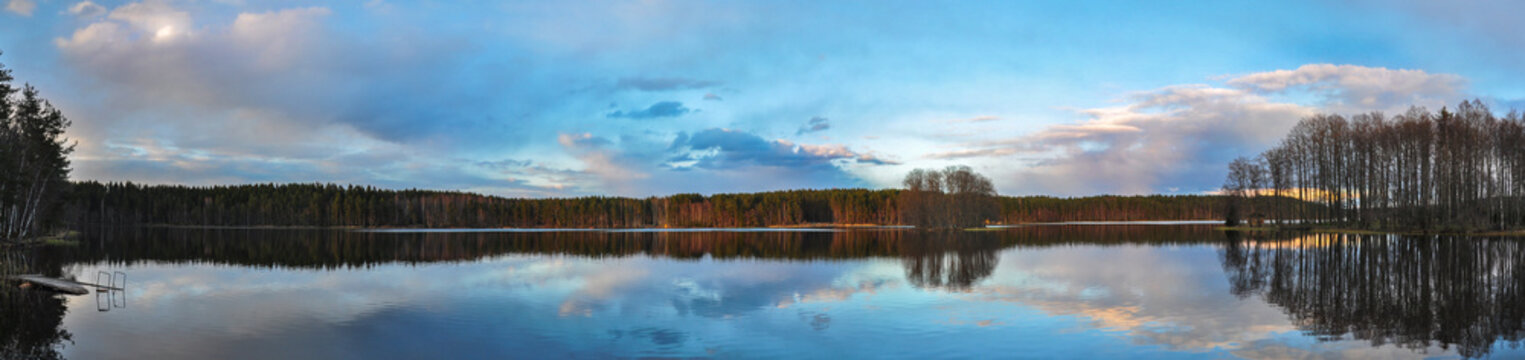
[0,251,72,360]
[4,226,1523,358]
[44,225,1225,269]
[7,225,1226,358]
[1221,232,1525,358]
[899,232,999,290]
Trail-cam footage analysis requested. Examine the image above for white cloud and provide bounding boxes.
[1225,64,1463,113]
[230,7,332,69]
[52,2,553,195]
[67,1,106,18]
[55,3,333,102]
[106,0,192,42]
[5,0,34,16]
[558,132,650,195]
[54,21,128,50]
[1013,86,1310,195]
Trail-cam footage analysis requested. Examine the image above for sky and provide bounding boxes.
[2,0,1524,198]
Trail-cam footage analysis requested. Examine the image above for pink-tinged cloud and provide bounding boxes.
[923,64,1466,195]
[1225,64,1463,112]
[558,132,649,195]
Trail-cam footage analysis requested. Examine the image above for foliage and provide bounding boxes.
[1226,100,1525,231]
[0,52,74,243]
[997,194,1249,223]
[899,165,1000,228]
[1222,156,1267,225]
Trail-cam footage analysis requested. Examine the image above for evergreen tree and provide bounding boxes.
[0,51,74,242]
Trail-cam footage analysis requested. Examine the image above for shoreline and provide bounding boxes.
[122,223,905,231]
[1217,225,1525,237]
[0,230,81,249]
[58,222,1525,237]
[126,221,1221,231]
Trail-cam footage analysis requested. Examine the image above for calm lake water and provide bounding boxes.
[4,225,1525,359]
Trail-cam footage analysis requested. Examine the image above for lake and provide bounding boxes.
[4,225,1524,359]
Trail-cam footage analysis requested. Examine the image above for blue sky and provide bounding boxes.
[2,0,1523,197]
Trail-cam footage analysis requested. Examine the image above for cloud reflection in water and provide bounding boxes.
[16,227,1523,359]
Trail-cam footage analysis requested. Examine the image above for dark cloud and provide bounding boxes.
[703,93,723,101]
[606,101,693,119]
[667,128,893,170]
[614,77,720,92]
[796,116,830,135]
[474,158,533,170]
[543,128,896,196]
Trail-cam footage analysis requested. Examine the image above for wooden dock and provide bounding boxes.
[7,274,122,295]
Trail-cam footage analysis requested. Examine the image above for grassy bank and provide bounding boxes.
[1,230,80,249]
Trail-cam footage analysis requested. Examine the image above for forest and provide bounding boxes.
[1224,100,1525,231]
[62,181,1233,229]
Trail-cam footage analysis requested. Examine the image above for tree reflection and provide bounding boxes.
[5,224,1244,357]
[48,226,1223,280]
[898,231,1001,291]
[1221,232,1525,358]
[50,227,984,268]
[0,250,72,360]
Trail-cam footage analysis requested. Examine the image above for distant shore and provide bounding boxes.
[132,223,907,230]
[122,220,1224,231]
[52,221,1525,237]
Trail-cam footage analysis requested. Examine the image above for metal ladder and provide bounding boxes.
[96,271,127,312]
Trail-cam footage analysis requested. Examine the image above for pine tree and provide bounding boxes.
[0,50,74,242]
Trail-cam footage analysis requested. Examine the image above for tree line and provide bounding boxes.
[0,52,73,243]
[998,195,1259,223]
[66,182,903,228]
[64,181,1246,229]
[1224,100,1525,231]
